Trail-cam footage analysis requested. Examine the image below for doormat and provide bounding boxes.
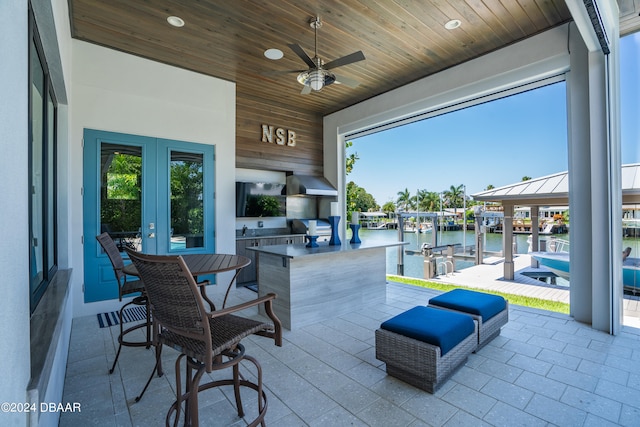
[97,306,147,328]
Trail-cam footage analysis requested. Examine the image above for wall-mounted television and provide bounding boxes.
[236,182,286,217]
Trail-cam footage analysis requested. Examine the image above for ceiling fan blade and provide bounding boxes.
[288,43,316,69]
[300,85,312,95]
[324,51,365,70]
[333,73,360,88]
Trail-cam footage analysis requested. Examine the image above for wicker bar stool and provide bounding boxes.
[127,251,282,427]
[96,232,152,375]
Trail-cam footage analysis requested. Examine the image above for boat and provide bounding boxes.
[403,224,420,233]
[530,251,570,280]
[621,245,640,291]
[371,222,389,230]
[540,223,556,235]
[531,241,640,291]
[403,222,432,233]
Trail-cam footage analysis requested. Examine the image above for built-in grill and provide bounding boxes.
[291,219,332,241]
[286,175,337,243]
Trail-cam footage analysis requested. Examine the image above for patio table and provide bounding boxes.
[123,253,250,309]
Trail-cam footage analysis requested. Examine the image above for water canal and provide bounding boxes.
[357,227,640,283]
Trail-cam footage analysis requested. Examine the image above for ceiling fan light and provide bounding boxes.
[445,19,461,30]
[296,71,308,85]
[264,48,284,60]
[309,70,324,91]
[167,16,185,27]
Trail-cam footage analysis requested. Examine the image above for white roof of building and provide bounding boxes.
[472,163,640,205]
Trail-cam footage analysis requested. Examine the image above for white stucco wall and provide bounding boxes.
[69,41,237,317]
[0,1,31,425]
[52,0,73,272]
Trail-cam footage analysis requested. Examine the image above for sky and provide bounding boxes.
[346,33,640,207]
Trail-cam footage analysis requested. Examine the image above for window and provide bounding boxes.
[29,9,57,313]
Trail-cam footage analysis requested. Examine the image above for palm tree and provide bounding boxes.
[424,191,440,212]
[443,184,464,215]
[396,188,412,212]
[415,189,428,212]
[415,189,439,212]
[382,201,396,213]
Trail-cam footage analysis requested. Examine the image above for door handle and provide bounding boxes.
[148,232,155,238]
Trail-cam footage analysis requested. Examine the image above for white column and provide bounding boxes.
[474,209,483,265]
[588,47,622,333]
[567,24,594,323]
[565,0,622,333]
[530,206,539,252]
[608,24,623,336]
[503,203,514,280]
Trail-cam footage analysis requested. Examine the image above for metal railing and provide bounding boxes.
[550,238,570,253]
[437,259,454,277]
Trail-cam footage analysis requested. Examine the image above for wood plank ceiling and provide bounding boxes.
[68,1,572,174]
[68,0,572,116]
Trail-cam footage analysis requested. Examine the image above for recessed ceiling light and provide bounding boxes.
[445,19,461,30]
[264,48,284,60]
[167,16,185,28]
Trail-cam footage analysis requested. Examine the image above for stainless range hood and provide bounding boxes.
[286,174,338,196]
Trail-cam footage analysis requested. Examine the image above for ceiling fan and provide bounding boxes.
[276,16,365,94]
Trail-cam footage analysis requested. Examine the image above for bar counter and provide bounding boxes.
[248,241,406,329]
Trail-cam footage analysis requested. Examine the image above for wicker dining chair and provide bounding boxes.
[127,250,282,427]
[96,232,152,375]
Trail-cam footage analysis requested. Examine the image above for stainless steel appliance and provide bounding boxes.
[286,174,338,196]
[285,174,338,242]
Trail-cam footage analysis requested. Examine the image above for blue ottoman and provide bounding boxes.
[428,289,508,350]
[375,306,477,393]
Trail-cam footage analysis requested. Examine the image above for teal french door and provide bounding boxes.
[83,129,215,303]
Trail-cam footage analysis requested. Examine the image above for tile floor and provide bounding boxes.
[61,281,640,426]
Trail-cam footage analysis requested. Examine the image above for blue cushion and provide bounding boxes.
[380,306,475,356]
[429,289,506,322]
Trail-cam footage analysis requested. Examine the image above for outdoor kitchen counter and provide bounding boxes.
[247,240,405,258]
[248,241,407,329]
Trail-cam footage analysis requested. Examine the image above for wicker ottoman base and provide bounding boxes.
[428,291,509,351]
[375,321,477,393]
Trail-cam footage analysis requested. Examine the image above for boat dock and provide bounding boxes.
[363,219,568,234]
[489,223,568,234]
[363,221,397,230]
[423,254,569,302]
